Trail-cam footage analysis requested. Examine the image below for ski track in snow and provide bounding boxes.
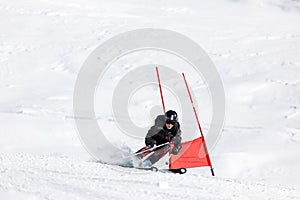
[0,153,299,200]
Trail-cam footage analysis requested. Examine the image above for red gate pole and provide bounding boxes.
[156,67,166,114]
[182,73,215,176]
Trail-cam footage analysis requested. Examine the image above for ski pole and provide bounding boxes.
[133,142,170,156]
[156,66,166,114]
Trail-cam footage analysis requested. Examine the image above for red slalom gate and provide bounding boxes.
[155,67,214,176]
[156,66,166,114]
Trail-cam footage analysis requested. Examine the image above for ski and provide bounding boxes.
[118,163,186,174]
[168,168,187,174]
[135,166,158,172]
[130,167,186,174]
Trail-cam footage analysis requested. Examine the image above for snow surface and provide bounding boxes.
[0,0,300,199]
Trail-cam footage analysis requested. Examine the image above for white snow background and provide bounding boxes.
[0,0,300,199]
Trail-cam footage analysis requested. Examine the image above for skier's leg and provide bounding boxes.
[135,147,153,159]
[142,145,171,166]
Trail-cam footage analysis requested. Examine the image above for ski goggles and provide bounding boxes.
[166,120,176,125]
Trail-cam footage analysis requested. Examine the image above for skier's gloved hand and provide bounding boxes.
[165,135,170,141]
[171,143,182,155]
[171,147,179,155]
[146,144,154,149]
[165,132,174,142]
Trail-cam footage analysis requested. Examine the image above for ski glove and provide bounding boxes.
[171,147,179,155]
[171,143,182,155]
[146,144,154,149]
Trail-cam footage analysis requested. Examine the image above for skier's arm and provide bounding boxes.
[145,115,165,147]
[145,126,159,147]
[171,125,182,155]
[172,129,182,149]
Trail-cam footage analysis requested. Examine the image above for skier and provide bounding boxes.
[136,110,182,167]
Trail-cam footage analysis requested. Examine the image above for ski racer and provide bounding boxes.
[137,110,182,166]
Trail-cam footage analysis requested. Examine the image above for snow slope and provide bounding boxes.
[0,153,299,200]
[0,0,300,199]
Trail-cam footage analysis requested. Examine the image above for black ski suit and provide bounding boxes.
[142,115,182,165]
[145,122,182,151]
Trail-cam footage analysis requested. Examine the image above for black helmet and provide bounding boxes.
[165,110,178,122]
